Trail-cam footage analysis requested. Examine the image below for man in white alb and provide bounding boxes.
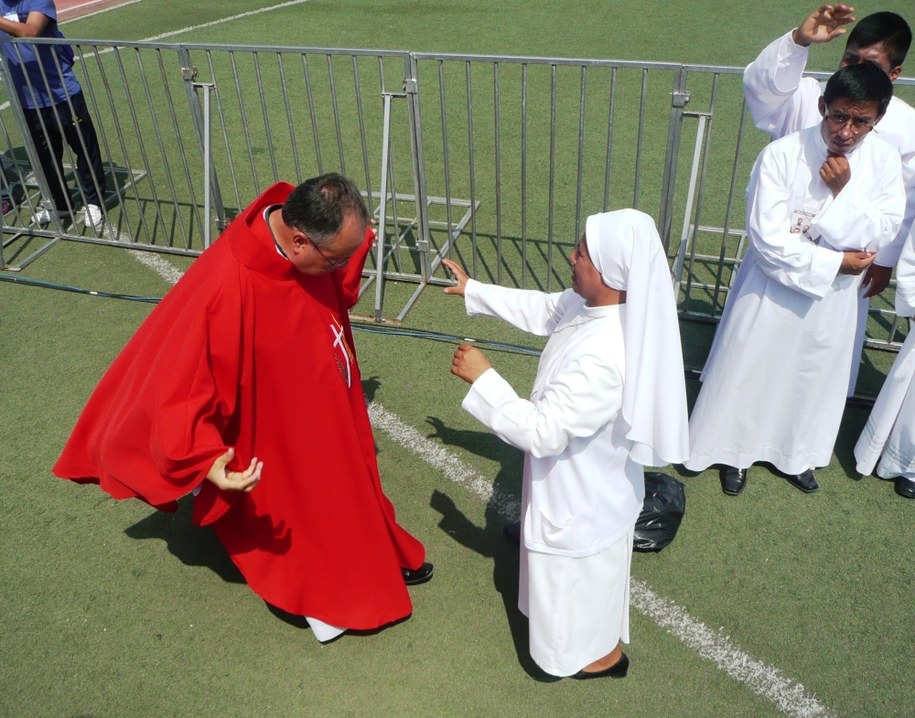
[687,62,905,495]
[854,230,915,499]
[743,5,915,398]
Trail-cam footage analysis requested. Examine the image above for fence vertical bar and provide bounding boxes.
[405,53,431,290]
[374,91,394,322]
[201,82,213,248]
[178,46,226,239]
[546,64,557,291]
[574,65,587,245]
[492,62,503,285]
[658,66,689,253]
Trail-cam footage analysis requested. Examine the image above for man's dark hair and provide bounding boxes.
[282,173,370,246]
[846,11,912,69]
[823,61,894,116]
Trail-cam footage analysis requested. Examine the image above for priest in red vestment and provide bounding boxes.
[54,174,431,641]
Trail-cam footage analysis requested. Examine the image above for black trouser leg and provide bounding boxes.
[24,92,105,211]
[63,91,105,207]
[24,104,70,213]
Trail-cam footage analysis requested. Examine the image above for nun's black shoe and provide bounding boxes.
[895,477,915,499]
[719,466,747,496]
[402,562,434,586]
[503,520,521,543]
[787,470,819,493]
[571,653,629,680]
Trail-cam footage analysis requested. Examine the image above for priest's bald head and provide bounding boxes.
[275,173,371,276]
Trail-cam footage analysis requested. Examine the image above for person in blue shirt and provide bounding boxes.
[0,0,105,226]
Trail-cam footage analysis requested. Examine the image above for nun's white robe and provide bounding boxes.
[460,280,642,676]
[686,126,904,475]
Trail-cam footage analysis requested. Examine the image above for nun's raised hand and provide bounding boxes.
[451,342,492,384]
[442,258,469,297]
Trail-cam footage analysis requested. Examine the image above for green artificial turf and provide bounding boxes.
[2,2,914,717]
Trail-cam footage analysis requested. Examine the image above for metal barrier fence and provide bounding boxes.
[1,38,913,350]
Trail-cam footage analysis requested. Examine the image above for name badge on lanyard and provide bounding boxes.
[789,209,818,244]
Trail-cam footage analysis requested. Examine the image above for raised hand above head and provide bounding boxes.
[793,4,856,47]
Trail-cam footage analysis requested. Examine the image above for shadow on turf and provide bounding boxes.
[124,496,245,584]
[125,496,418,639]
[834,401,870,479]
[425,417,560,682]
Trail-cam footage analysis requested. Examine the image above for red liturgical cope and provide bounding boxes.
[54,183,425,630]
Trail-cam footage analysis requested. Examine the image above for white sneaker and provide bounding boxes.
[32,208,72,225]
[81,204,103,228]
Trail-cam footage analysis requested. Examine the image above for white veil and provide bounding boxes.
[585,209,689,467]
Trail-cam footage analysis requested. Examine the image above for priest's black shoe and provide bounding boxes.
[719,466,747,496]
[787,469,819,493]
[895,476,915,499]
[571,653,629,680]
[503,520,521,543]
[402,562,434,586]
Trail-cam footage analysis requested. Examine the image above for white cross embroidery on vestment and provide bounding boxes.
[330,318,352,387]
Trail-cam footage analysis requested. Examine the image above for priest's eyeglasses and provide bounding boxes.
[307,235,350,270]
[823,112,875,134]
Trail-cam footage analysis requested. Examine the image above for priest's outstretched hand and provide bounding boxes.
[206,447,263,492]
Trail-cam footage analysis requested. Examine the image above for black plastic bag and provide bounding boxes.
[633,472,686,553]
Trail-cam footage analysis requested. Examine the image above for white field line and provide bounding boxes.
[365,402,835,718]
[124,247,185,285]
[631,581,835,718]
[99,222,183,284]
[366,401,521,520]
[138,0,314,43]
[123,241,836,718]
[59,0,146,23]
[59,0,312,32]
[1,1,315,110]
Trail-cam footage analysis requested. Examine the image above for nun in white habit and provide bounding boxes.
[444,209,688,678]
